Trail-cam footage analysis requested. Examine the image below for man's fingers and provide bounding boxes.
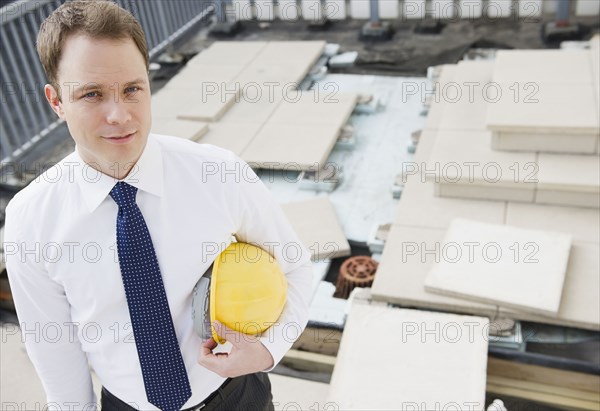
[200,345,214,359]
[201,337,217,350]
[213,321,240,347]
[198,348,236,377]
[198,337,217,362]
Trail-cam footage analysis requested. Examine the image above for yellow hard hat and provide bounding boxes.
[192,242,288,344]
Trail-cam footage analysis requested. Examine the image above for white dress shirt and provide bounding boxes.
[3,133,313,410]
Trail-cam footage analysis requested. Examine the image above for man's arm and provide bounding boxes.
[198,154,313,376]
[231,160,313,372]
[3,202,97,409]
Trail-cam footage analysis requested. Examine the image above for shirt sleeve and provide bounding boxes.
[3,201,97,410]
[227,155,314,372]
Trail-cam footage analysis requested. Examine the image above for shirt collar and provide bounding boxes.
[73,133,164,213]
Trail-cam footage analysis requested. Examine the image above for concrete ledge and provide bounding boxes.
[491,131,599,154]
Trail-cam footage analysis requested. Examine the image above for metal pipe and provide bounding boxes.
[556,0,570,23]
[369,0,379,24]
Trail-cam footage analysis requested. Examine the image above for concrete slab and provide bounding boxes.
[499,241,600,330]
[234,62,312,89]
[187,41,267,67]
[486,83,599,135]
[152,89,194,119]
[394,176,507,230]
[438,61,494,131]
[505,201,600,244]
[151,90,199,119]
[166,64,243,88]
[371,224,600,330]
[537,152,600,193]
[281,196,351,260]
[197,122,263,156]
[424,218,572,316]
[270,374,329,409]
[174,87,241,122]
[590,35,600,121]
[151,118,209,142]
[491,131,599,154]
[535,153,600,208]
[492,50,593,84]
[251,41,326,65]
[535,189,600,209]
[427,129,538,188]
[423,65,456,131]
[371,225,500,315]
[268,91,358,126]
[398,129,510,225]
[413,129,437,163]
[219,95,282,125]
[435,182,536,203]
[452,59,495,84]
[327,300,488,410]
[241,122,342,171]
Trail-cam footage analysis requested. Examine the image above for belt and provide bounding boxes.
[102,377,242,411]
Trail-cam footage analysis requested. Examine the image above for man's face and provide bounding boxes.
[45,33,151,176]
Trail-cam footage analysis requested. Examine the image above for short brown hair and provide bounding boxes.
[36,0,149,97]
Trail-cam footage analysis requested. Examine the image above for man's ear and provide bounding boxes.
[44,84,65,119]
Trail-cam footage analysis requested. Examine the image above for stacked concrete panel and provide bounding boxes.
[241,91,358,170]
[424,218,572,316]
[151,42,257,137]
[487,50,599,154]
[425,53,600,209]
[153,41,325,126]
[164,41,360,170]
[327,294,489,409]
[281,197,351,260]
[373,38,600,330]
[153,40,362,167]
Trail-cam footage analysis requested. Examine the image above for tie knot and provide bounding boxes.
[109,182,138,208]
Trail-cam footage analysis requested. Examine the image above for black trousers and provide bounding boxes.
[100,373,275,411]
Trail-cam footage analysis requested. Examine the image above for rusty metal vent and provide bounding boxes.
[334,256,378,299]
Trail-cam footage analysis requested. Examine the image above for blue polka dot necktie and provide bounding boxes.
[110,182,192,411]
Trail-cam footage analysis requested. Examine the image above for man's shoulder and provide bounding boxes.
[152,133,239,164]
[6,152,78,218]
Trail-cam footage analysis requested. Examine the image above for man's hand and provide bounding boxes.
[197,321,274,378]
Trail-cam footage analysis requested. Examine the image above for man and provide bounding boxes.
[3,1,313,410]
